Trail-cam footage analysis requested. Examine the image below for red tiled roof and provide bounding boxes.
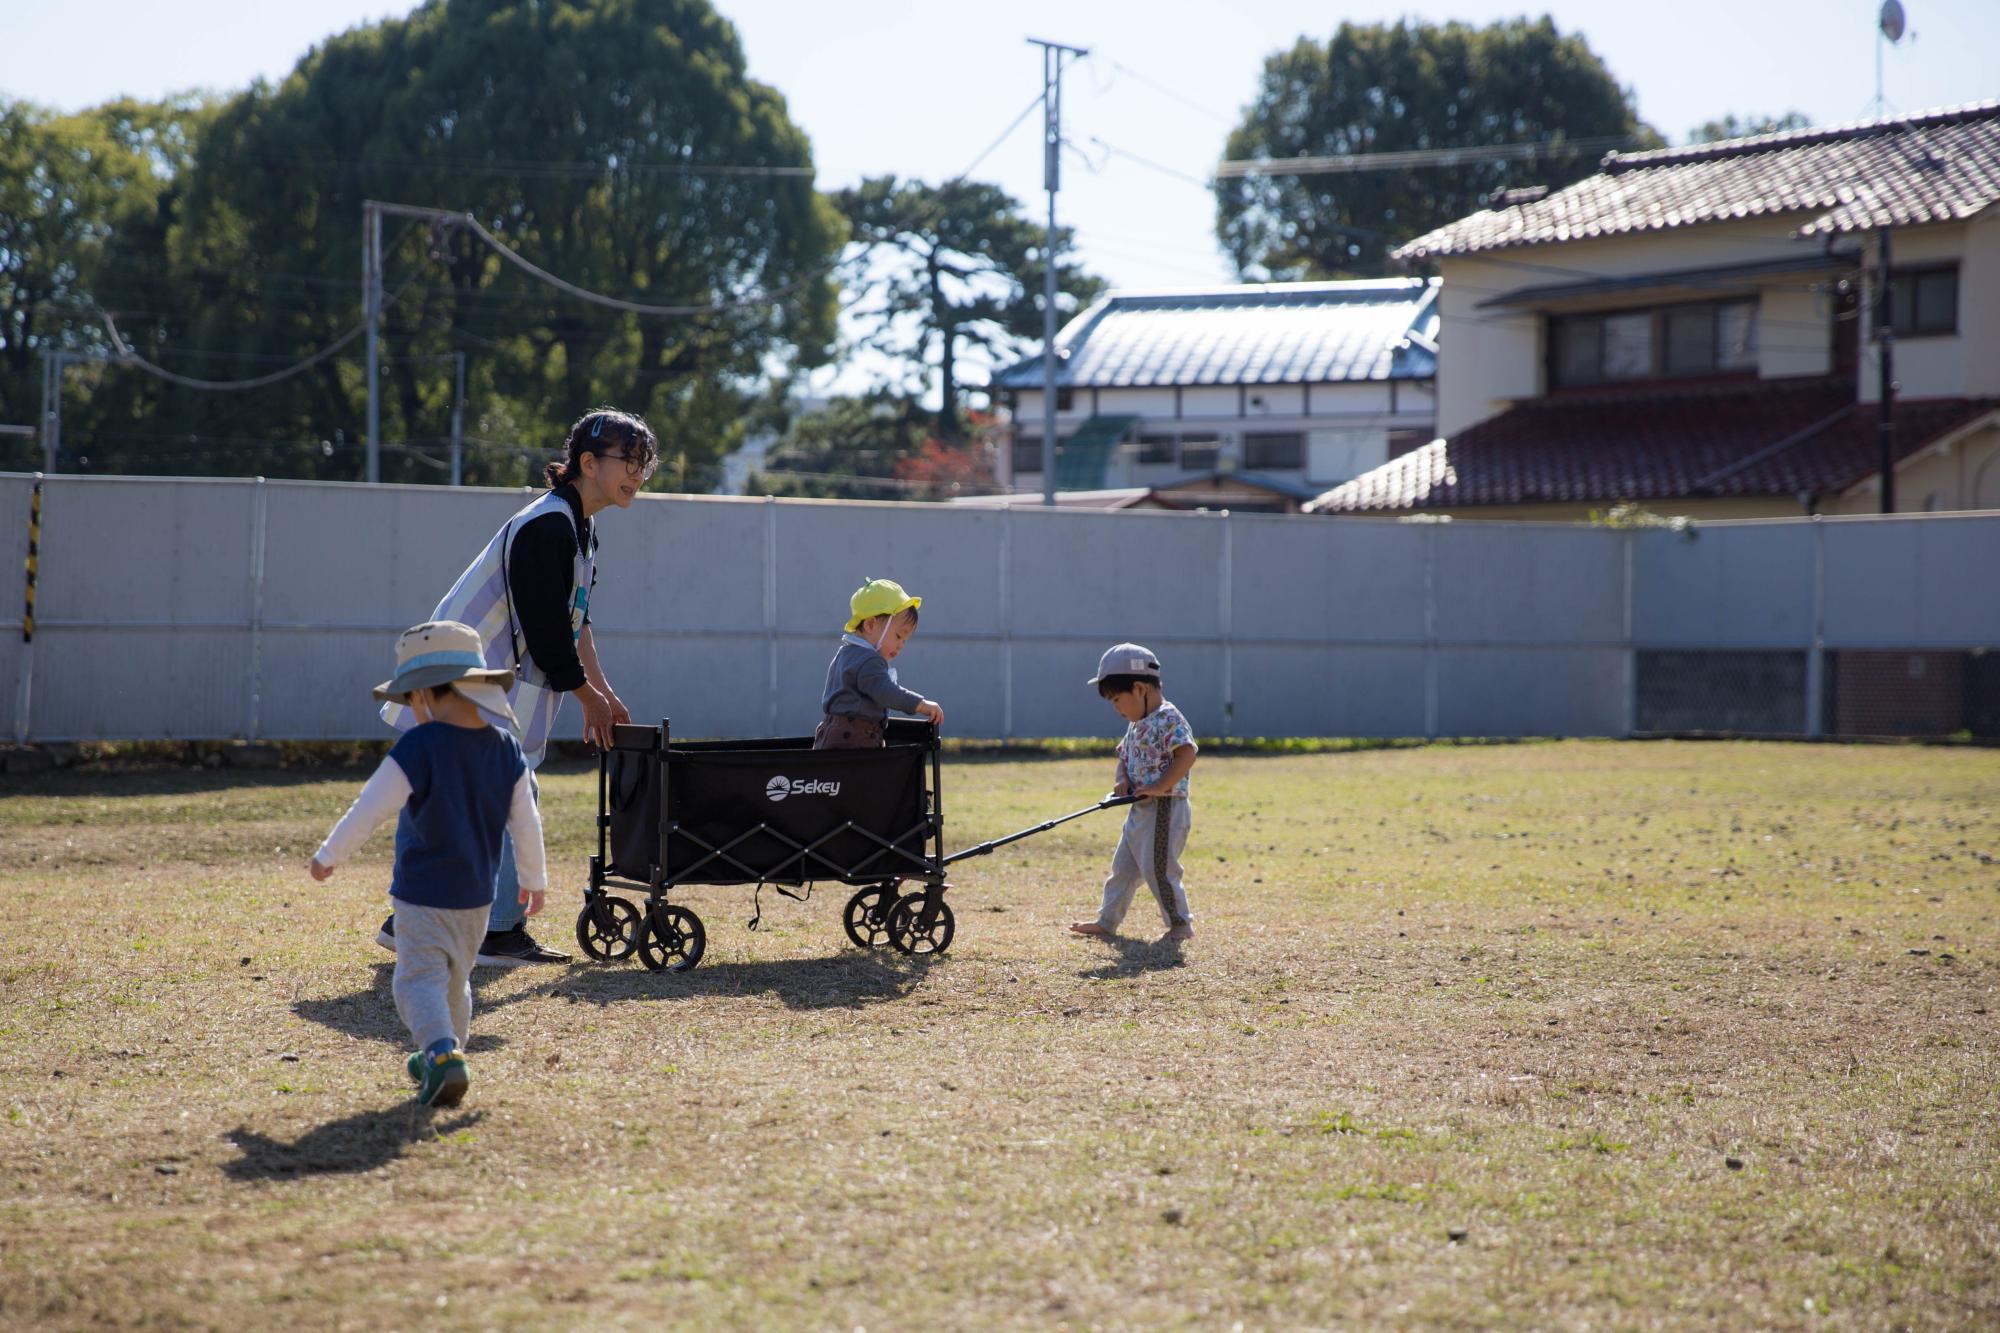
[1306,379,2000,512]
[1395,101,2000,260]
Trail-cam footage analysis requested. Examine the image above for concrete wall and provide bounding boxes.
[4,473,1996,743]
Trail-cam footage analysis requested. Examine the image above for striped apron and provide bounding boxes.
[380,490,595,767]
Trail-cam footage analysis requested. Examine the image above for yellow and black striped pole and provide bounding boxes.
[14,474,38,743]
[21,473,38,646]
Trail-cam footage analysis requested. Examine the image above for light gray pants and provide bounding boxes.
[1095,796,1193,931]
[391,901,489,1052]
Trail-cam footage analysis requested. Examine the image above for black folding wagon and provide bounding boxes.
[575,717,952,971]
[575,718,1134,972]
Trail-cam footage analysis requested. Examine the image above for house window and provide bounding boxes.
[1056,387,1074,411]
[1600,312,1653,380]
[1013,436,1067,473]
[1244,431,1305,470]
[1387,427,1431,459]
[1136,434,1176,465]
[1881,265,1959,337]
[1179,436,1220,471]
[1550,298,1759,387]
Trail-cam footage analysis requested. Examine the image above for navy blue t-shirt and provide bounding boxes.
[387,722,527,910]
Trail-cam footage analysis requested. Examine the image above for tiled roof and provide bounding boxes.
[1396,101,2000,260]
[992,278,1438,390]
[1306,379,2000,512]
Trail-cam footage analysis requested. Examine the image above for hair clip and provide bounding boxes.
[590,414,607,439]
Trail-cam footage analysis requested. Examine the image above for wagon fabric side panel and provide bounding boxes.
[607,743,930,888]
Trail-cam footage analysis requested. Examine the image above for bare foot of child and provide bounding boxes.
[1069,921,1113,937]
[1162,922,1194,943]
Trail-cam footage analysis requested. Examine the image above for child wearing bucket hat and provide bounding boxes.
[814,577,945,749]
[309,621,548,1107]
[1070,643,1198,943]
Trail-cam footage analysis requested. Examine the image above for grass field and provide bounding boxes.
[2,740,1997,1329]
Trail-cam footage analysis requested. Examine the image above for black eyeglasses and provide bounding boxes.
[597,449,658,481]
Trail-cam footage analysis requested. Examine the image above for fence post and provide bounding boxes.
[1219,509,1234,741]
[247,478,268,740]
[764,496,779,735]
[1804,516,1826,737]
[1423,522,1440,740]
[999,507,1014,740]
[1621,528,1637,737]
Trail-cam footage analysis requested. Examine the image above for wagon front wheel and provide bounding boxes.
[842,885,897,950]
[575,895,640,962]
[635,903,707,973]
[887,892,955,957]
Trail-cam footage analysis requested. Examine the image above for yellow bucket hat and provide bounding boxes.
[845,577,922,633]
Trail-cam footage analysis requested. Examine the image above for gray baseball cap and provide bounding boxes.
[1087,642,1162,685]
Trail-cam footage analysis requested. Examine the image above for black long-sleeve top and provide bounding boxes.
[507,483,596,693]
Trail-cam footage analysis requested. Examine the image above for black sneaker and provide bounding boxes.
[476,925,570,968]
[375,915,396,953]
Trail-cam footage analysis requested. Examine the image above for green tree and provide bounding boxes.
[748,391,934,500]
[1215,18,1660,278]
[104,0,844,484]
[0,95,212,469]
[835,177,1102,439]
[1686,111,1812,144]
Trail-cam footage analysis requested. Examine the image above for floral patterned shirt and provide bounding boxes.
[1118,700,1195,797]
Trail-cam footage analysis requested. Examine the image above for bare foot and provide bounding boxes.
[1069,921,1113,937]
[1163,923,1194,943]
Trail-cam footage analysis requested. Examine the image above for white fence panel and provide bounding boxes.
[4,472,1996,743]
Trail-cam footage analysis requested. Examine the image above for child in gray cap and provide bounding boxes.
[1070,643,1198,943]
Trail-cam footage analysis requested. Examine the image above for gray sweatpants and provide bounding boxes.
[392,901,489,1052]
[1095,796,1193,931]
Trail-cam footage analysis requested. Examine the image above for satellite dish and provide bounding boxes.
[1880,0,1907,43]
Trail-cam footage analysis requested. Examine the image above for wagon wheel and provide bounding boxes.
[887,891,955,957]
[635,902,707,973]
[842,885,898,950]
[574,895,640,962]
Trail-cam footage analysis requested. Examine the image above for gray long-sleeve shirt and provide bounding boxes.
[820,634,924,720]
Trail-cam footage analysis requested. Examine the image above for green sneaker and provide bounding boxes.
[406,1051,425,1086]
[413,1049,469,1108]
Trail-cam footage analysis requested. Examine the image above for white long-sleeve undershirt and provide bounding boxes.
[313,756,547,893]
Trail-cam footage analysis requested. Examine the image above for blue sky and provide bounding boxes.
[4,0,1995,397]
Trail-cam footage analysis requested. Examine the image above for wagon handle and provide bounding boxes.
[941,795,1139,866]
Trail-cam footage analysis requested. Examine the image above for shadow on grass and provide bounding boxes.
[1076,933,1189,981]
[223,1106,483,1180]
[532,948,937,1012]
[292,963,515,1050]
[294,950,928,1045]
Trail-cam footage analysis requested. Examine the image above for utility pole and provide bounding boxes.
[1027,37,1087,507]
[450,350,466,486]
[1876,226,1896,514]
[39,350,64,474]
[363,201,383,484]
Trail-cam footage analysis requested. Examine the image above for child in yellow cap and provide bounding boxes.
[814,578,944,749]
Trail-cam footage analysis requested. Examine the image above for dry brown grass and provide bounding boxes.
[1,740,1996,1329]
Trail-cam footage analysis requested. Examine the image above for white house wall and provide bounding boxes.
[1434,220,1844,437]
[1758,286,1834,378]
[1858,216,2000,403]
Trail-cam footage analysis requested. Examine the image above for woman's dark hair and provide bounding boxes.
[543,408,659,490]
[1096,673,1154,699]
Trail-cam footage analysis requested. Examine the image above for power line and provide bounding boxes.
[1104,58,1234,125]
[1083,135,1213,191]
[99,270,423,391]
[1214,136,1637,179]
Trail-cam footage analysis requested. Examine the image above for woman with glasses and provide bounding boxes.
[376,407,657,967]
